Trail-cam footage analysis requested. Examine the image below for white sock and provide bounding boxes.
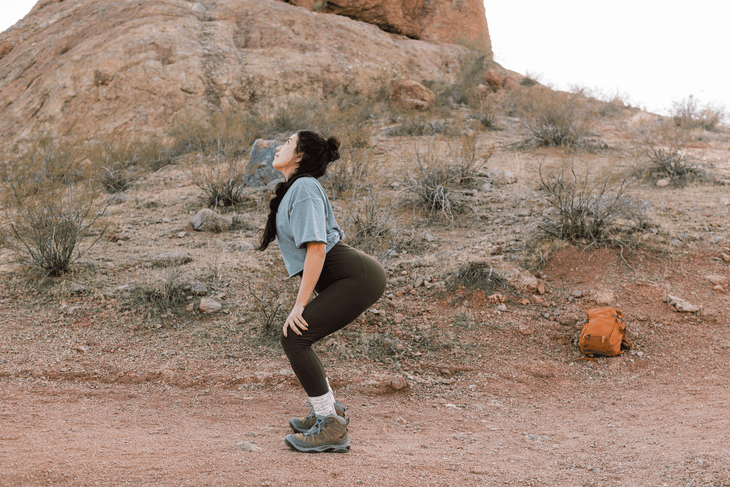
[326,377,333,394]
[309,390,336,417]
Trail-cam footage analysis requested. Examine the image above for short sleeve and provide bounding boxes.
[286,169,330,249]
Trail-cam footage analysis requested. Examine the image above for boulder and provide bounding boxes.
[281,0,492,50]
[0,0,472,151]
[190,209,232,233]
[243,139,284,187]
[484,69,503,92]
[502,76,520,92]
[390,79,436,111]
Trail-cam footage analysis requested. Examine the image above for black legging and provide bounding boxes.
[280,241,387,397]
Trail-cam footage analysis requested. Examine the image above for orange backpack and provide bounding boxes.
[579,307,632,357]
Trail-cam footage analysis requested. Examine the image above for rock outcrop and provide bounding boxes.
[390,78,436,111]
[0,0,478,152]
[281,0,491,50]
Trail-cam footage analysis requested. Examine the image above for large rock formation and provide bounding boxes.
[281,0,491,50]
[0,0,490,152]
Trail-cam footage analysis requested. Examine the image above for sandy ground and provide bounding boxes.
[1,243,729,487]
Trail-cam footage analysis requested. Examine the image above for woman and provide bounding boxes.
[257,130,387,453]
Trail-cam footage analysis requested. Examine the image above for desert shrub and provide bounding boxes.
[248,280,290,340]
[473,105,498,131]
[98,163,137,193]
[169,93,374,160]
[520,89,593,147]
[324,147,374,198]
[0,171,106,276]
[134,268,189,313]
[434,47,491,107]
[536,157,650,244]
[16,137,91,184]
[385,115,455,137]
[632,124,707,187]
[671,95,726,131]
[403,137,487,220]
[84,138,176,193]
[190,152,251,208]
[447,261,508,293]
[343,189,394,257]
[406,159,463,220]
[520,77,538,88]
[169,109,265,159]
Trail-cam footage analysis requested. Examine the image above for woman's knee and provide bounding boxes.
[280,332,310,356]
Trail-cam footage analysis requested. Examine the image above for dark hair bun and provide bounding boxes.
[325,136,341,162]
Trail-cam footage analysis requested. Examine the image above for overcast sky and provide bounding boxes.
[1,1,728,117]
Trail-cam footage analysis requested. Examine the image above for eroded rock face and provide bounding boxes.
[390,78,436,111]
[281,0,491,49]
[0,0,472,151]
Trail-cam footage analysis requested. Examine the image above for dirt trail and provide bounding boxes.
[2,305,729,487]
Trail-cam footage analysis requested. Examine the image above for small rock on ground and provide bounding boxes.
[199,298,222,314]
[234,441,261,452]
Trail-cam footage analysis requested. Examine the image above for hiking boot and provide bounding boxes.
[289,400,347,433]
[284,414,350,453]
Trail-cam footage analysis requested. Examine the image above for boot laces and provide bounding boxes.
[304,415,333,440]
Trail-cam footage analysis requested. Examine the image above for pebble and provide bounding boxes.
[234,441,261,452]
[70,284,86,295]
[664,294,700,313]
[656,179,670,187]
[233,241,256,252]
[190,281,208,296]
[593,289,615,305]
[389,376,408,390]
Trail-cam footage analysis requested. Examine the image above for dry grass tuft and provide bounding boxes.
[447,261,508,293]
[403,137,488,221]
[518,89,594,147]
[670,95,726,131]
[189,152,251,208]
[0,172,107,276]
[535,155,650,244]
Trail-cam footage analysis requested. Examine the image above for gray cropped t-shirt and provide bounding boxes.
[276,177,344,277]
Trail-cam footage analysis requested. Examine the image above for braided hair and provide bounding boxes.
[257,130,341,251]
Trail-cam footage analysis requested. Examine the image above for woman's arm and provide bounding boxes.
[283,241,326,337]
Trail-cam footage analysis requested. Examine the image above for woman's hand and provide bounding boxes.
[282,242,325,338]
[283,303,308,337]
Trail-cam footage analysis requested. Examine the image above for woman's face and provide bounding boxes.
[272,133,300,179]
